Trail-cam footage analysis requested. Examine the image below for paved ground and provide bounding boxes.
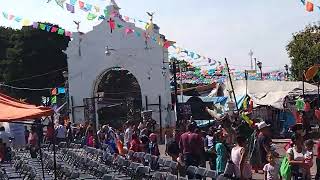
[159,139,318,180]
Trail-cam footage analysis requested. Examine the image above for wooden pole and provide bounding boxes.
[225,58,239,112]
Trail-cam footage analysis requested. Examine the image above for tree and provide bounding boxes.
[287,24,320,81]
[0,24,70,104]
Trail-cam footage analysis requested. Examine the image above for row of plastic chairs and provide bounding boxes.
[66,143,217,180]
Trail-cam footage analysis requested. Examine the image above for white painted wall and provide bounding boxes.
[65,5,175,128]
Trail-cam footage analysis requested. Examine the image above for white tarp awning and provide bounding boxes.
[225,80,318,109]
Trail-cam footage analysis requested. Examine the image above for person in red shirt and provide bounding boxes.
[129,134,141,152]
[179,122,204,179]
[316,140,320,179]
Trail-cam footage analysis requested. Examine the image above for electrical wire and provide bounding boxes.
[0,83,52,91]
[3,67,67,84]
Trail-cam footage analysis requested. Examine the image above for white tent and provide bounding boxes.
[226,80,318,109]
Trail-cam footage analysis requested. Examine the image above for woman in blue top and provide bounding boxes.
[215,131,228,175]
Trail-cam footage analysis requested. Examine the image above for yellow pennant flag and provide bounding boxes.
[94,6,100,12]
[22,19,31,26]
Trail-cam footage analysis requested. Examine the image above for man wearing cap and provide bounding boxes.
[257,121,272,167]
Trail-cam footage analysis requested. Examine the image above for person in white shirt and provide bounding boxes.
[263,152,281,180]
[55,121,66,143]
[0,126,12,146]
[123,123,133,150]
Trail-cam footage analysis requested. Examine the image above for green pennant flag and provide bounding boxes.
[135,31,141,37]
[57,28,65,35]
[55,0,66,8]
[104,8,109,17]
[51,96,57,104]
[39,23,46,30]
[87,13,97,20]
[116,23,123,29]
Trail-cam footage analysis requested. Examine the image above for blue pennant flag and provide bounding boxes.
[301,0,305,5]
[57,87,66,94]
[46,25,52,32]
[70,0,76,5]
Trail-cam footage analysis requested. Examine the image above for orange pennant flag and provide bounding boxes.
[306,1,314,12]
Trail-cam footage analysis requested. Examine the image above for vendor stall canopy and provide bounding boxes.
[226,80,319,109]
[0,93,53,121]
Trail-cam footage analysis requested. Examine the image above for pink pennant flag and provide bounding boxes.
[8,15,14,20]
[51,27,58,32]
[124,16,130,22]
[125,28,134,35]
[65,31,72,37]
[78,1,84,9]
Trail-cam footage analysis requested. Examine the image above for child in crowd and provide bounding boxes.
[149,133,160,156]
[304,139,314,179]
[263,152,281,180]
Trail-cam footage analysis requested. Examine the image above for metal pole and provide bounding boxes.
[318,79,320,108]
[71,96,75,123]
[39,144,46,180]
[179,63,183,102]
[260,68,263,80]
[254,58,257,71]
[302,71,305,98]
[172,60,179,125]
[159,96,162,143]
[245,70,248,96]
[225,58,239,112]
[51,116,57,180]
[145,96,148,110]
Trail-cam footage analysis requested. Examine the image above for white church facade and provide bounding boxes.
[65,3,175,129]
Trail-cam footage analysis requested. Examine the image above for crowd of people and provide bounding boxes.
[0,112,319,180]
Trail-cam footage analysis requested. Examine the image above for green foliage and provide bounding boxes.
[287,24,320,81]
[0,24,70,104]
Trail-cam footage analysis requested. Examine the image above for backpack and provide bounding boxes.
[280,156,291,180]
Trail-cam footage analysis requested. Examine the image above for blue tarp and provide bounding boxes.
[177,95,228,105]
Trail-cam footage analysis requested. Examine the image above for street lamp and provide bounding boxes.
[284,64,289,80]
[257,61,263,80]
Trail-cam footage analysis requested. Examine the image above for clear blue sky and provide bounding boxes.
[1,0,319,71]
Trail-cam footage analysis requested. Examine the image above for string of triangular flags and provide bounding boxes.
[2,11,72,37]
[48,0,217,60]
[300,0,319,12]
[48,0,148,25]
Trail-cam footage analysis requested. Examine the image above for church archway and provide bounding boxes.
[94,67,142,128]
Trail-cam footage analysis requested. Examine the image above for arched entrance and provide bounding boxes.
[94,67,142,128]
